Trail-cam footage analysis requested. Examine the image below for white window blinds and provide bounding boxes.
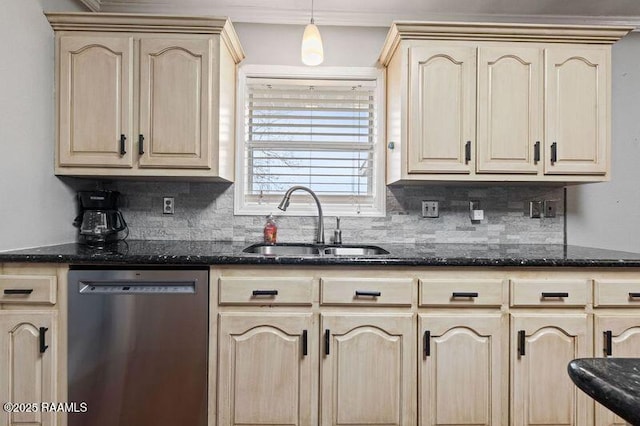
[243,77,378,208]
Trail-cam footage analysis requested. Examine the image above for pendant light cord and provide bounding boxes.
[311,0,315,24]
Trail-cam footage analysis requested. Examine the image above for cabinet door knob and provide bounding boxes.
[324,329,330,355]
[534,141,541,163]
[423,330,431,358]
[119,134,127,156]
[518,330,526,356]
[39,327,49,354]
[465,141,472,164]
[604,330,613,356]
[302,330,308,356]
[138,134,145,155]
[550,142,557,164]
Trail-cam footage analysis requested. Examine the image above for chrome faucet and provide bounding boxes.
[277,185,325,244]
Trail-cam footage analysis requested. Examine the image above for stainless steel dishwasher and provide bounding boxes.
[67,267,209,426]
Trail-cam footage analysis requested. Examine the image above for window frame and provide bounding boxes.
[234,65,386,217]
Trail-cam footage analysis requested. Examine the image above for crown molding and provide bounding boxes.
[88,1,640,30]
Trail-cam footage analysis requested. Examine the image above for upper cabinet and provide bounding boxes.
[47,13,245,180]
[380,22,631,184]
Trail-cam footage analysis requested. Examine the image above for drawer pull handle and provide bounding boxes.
[4,289,34,295]
[252,290,278,297]
[604,330,613,356]
[324,329,330,356]
[302,330,308,356]
[629,292,640,299]
[355,290,381,297]
[39,327,49,354]
[138,134,145,155]
[465,141,472,164]
[452,292,478,298]
[541,292,569,298]
[533,141,540,163]
[423,330,431,358]
[518,330,526,356]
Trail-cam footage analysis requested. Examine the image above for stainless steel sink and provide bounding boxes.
[243,243,321,256]
[243,243,389,256]
[321,246,389,256]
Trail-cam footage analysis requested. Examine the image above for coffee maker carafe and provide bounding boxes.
[74,190,128,246]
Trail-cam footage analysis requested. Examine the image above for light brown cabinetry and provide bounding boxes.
[545,46,609,175]
[0,265,64,426]
[418,278,508,426]
[593,279,640,426]
[380,22,631,184]
[217,313,316,426]
[510,278,593,426]
[511,313,592,426]
[321,313,414,426]
[47,13,244,179]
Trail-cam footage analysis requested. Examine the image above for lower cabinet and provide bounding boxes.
[321,313,415,426]
[511,313,592,426]
[0,311,57,426]
[419,313,508,426]
[217,313,317,425]
[594,314,640,426]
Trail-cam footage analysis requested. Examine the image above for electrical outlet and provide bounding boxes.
[163,197,175,215]
[544,200,557,218]
[421,201,439,218]
[529,201,542,218]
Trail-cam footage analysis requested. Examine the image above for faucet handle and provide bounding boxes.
[333,217,342,245]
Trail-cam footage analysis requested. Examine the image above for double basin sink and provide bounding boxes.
[243,243,389,257]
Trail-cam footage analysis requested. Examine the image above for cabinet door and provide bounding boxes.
[320,313,415,426]
[408,45,476,174]
[419,313,507,426]
[58,35,133,168]
[511,314,592,426]
[594,315,640,426]
[477,46,543,174]
[218,313,316,425]
[139,37,212,169]
[545,46,609,175]
[0,311,56,426]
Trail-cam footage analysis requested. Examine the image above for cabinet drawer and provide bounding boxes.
[219,277,313,305]
[594,279,640,307]
[511,279,590,307]
[419,279,504,307]
[0,275,57,305]
[320,278,413,306]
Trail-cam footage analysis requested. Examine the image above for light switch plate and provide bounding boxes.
[421,201,439,218]
[529,201,542,218]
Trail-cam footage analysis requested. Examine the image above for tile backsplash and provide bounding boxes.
[106,182,564,244]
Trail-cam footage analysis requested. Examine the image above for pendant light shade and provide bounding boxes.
[301,0,323,66]
[301,22,323,66]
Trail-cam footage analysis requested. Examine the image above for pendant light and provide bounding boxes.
[301,0,323,66]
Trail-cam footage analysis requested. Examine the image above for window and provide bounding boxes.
[235,66,385,217]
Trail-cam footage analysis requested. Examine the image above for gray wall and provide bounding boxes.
[0,0,84,251]
[566,32,640,252]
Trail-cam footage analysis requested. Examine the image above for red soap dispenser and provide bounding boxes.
[263,214,277,244]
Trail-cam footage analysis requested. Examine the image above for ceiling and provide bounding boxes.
[79,0,640,28]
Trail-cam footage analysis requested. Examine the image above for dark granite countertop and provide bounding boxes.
[568,358,640,425]
[1,240,640,267]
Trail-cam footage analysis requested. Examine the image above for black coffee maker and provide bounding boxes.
[74,190,128,246]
